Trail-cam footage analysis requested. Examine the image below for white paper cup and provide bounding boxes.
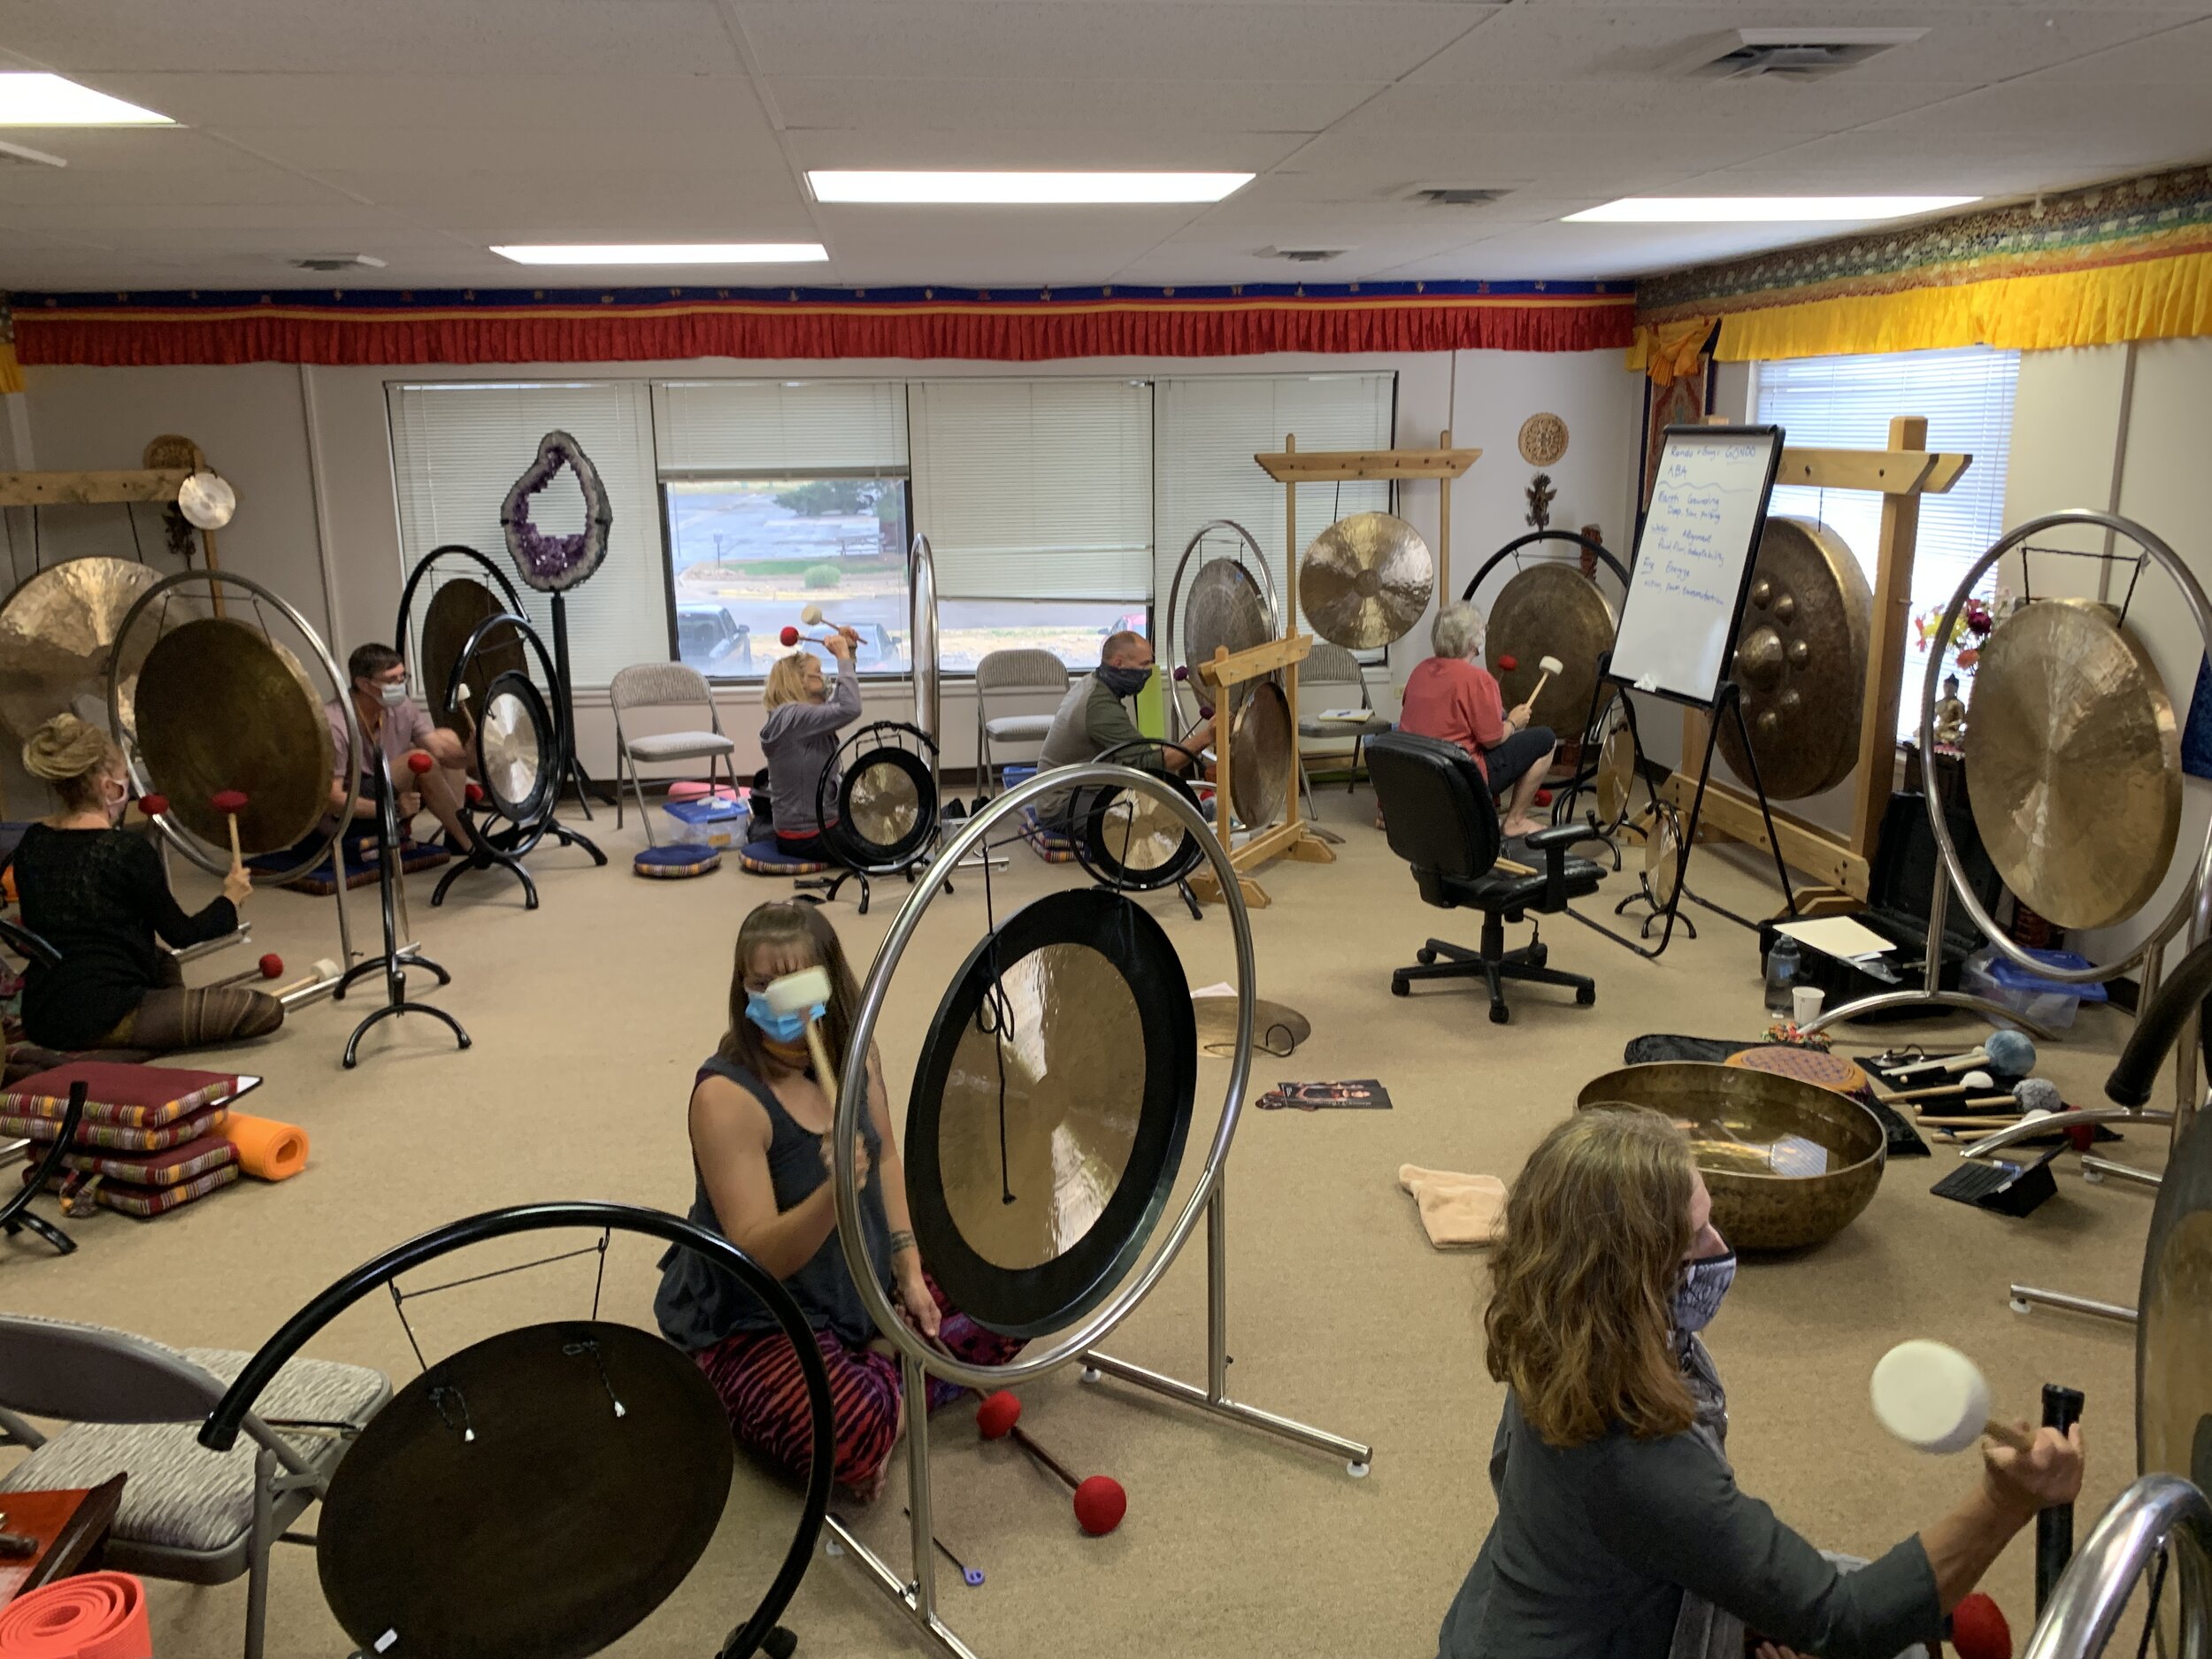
[1793,986,1825,1025]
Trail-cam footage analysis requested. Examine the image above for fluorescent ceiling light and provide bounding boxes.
[808,170,1252,204]
[0,73,173,126]
[1566,196,1978,223]
[491,243,828,265]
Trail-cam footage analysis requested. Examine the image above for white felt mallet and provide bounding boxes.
[764,965,870,1189]
[1525,654,1566,706]
[1870,1340,2036,1454]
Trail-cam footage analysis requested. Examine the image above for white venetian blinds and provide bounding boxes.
[650,380,908,472]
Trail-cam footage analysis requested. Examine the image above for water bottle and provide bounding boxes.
[1763,936,1801,1015]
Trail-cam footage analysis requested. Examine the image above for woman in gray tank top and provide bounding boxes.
[656,900,1024,1502]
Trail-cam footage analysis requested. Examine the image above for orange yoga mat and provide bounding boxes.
[214,1110,310,1180]
[0,1571,151,1659]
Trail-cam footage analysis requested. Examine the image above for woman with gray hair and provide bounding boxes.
[1399,599,1555,838]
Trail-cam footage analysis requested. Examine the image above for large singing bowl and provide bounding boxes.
[1575,1063,1886,1251]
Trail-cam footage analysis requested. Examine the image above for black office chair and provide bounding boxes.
[1367,730,1602,1024]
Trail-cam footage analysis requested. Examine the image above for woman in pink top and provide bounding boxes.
[1398,600,1555,838]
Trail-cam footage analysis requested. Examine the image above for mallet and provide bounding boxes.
[975,1390,1126,1535]
[1890,1069,1994,1103]
[210,789,249,872]
[1525,654,1566,705]
[137,792,170,818]
[276,956,344,1009]
[764,966,839,1099]
[1870,1340,2037,1454]
[1889,1031,2035,1080]
[778,625,831,649]
[208,952,285,991]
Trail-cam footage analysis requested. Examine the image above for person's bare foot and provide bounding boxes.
[1501,816,1543,839]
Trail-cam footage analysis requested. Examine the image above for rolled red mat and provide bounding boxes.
[0,1570,151,1658]
[407,750,434,775]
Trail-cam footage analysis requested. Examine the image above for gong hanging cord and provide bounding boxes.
[973,833,1019,1207]
[382,1230,614,1378]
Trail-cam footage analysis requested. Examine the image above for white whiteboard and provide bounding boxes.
[1611,426,1783,704]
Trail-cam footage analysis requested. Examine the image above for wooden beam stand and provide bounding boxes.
[0,468,190,508]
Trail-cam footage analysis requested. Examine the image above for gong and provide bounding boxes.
[1965,598,2180,932]
[905,887,1197,1339]
[2139,1111,2212,1502]
[1486,562,1617,734]
[477,670,555,824]
[1594,701,1637,826]
[318,1319,733,1659]
[0,557,167,745]
[134,617,333,856]
[421,578,525,733]
[1081,771,1204,891]
[835,747,936,868]
[1300,512,1432,651]
[1182,559,1271,718]
[1646,806,1685,909]
[1715,518,1872,801]
[1230,679,1294,830]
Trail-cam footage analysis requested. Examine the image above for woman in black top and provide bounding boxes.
[12,714,280,1053]
[1437,1108,2083,1659]
[656,900,1023,1502]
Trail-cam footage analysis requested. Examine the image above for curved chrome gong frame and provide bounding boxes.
[825,764,1371,1659]
[909,532,941,747]
[1162,519,1280,745]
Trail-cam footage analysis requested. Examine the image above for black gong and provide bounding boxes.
[476,668,557,826]
[905,887,1196,1340]
[317,1319,733,1659]
[1073,742,1205,892]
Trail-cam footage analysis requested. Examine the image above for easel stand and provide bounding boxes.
[334,757,471,1069]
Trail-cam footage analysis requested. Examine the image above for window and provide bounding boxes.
[1752,347,2019,739]
[909,379,1153,671]
[388,381,666,689]
[652,382,911,679]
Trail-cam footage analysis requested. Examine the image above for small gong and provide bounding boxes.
[904,887,1197,1339]
[821,722,940,873]
[476,669,556,825]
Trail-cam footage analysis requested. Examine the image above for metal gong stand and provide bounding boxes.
[1161,519,1280,749]
[105,568,364,970]
[810,719,942,915]
[826,764,1372,1659]
[197,1202,833,1659]
[1072,738,1210,920]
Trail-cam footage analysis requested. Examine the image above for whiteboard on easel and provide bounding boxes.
[1610,425,1785,706]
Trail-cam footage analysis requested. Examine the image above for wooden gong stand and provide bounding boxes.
[0,434,229,615]
[1658,415,1970,910]
[1187,432,1480,909]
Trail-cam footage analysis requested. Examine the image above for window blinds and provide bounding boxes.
[387,381,668,688]
[1752,347,2020,738]
[907,379,1153,600]
[1153,373,1396,626]
[651,380,909,473]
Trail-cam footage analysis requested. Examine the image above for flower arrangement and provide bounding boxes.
[1912,585,2011,676]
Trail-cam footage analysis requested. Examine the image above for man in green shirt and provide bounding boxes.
[1033,631,1211,821]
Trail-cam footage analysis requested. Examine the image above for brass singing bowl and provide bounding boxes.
[1575,1063,1886,1251]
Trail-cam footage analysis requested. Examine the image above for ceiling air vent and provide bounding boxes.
[1260,246,1348,264]
[289,253,388,273]
[1666,27,1928,81]
[1400,185,1511,207]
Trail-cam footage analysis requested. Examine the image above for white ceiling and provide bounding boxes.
[3,0,2211,293]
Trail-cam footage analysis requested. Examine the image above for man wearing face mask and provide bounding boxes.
[1032,631,1210,822]
[324,642,475,855]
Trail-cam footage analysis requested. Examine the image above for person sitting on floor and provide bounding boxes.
[1399,599,1554,839]
[1435,1107,2083,1659]
[12,713,280,1053]
[1033,630,1210,821]
[322,641,475,856]
[656,900,1022,1501]
[759,627,864,861]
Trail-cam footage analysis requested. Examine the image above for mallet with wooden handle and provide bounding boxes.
[763,967,872,1191]
[1525,654,1565,706]
[210,788,250,872]
[1888,1070,1994,1103]
[207,952,285,991]
[1870,1340,2038,1454]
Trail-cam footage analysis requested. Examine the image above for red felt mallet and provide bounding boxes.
[1497,653,1517,672]
[407,750,435,777]
[465,782,485,806]
[209,789,249,871]
[137,793,170,818]
[975,1390,1126,1535]
[209,952,284,991]
[1949,1592,2011,1659]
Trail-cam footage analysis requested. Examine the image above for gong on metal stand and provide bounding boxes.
[810,720,941,915]
[823,764,1371,1659]
[334,748,470,1069]
[1071,738,1210,920]
[909,532,1002,875]
[198,1202,831,1659]
[1162,520,1279,747]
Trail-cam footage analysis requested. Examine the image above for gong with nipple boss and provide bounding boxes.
[1964,597,2180,933]
[1181,558,1272,718]
[133,616,334,855]
[1300,511,1433,651]
[1484,561,1616,728]
[0,557,170,745]
[1715,517,1872,801]
[903,887,1197,1339]
[1230,678,1294,831]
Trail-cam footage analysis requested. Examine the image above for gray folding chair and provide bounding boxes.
[973,649,1069,795]
[1298,640,1392,792]
[609,662,740,845]
[0,1313,390,1659]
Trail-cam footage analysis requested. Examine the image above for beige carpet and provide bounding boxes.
[0,790,2169,1658]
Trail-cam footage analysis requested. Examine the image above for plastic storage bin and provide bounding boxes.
[664,794,750,850]
[1962,946,2108,1031]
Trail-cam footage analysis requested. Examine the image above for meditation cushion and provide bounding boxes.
[633,842,723,879]
[1018,807,1079,865]
[739,839,835,877]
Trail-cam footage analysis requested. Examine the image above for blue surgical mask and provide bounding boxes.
[1099,664,1152,700]
[1673,1250,1737,1333]
[745,989,819,1044]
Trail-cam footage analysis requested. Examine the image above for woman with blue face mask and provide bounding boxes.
[1434,1108,2083,1659]
[654,900,1024,1503]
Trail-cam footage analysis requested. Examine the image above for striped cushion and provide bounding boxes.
[739,840,834,877]
[1019,808,1079,864]
[634,842,723,879]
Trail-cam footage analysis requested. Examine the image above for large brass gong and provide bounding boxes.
[0,557,167,744]
[1486,562,1617,733]
[1715,518,1871,800]
[904,887,1196,1338]
[1230,678,1294,830]
[1182,559,1271,719]
[2137,1114,2212,1509]
[134,617,334,855]
[419,577,525,732]
[1300,512,1432,650]
[1965,597,2180,932]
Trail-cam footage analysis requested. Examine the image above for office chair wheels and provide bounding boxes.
[1390,975,1410,997]
[1526,941,1548,968]
[1489,1002,1510,1025]
[1576,985,1596,1006]
[1415,948,1437,965]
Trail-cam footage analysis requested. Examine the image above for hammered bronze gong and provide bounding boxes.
[1715,518,1871,800]
[419,577,525,733]
[1646,806,1685,909]
[1965,597,2180,932]
[905,887,1196,1338]
[2138,1112,2212,1500]
[1182,558,1271,718]
[1300,512,1432,651]
[318,1319,733,1659]
[1230,678,1293,830]
[1595,702,1637,826]
[134,617,333,855]
[837,747,935,866]
[0,557,166,745]
[1486,561,1617,734]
